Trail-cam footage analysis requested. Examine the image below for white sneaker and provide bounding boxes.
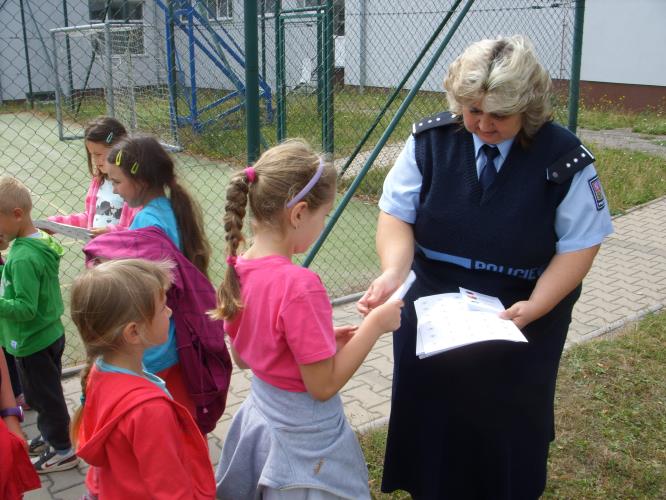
[32,447,80,473]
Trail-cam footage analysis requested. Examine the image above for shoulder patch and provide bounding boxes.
[587,175,606,211]
[546,144,595,184]
[412,111,459,135]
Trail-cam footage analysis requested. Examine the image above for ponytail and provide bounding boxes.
[211,171,251,321]
[169,180,211,277]
[108,135,211,276]
[70,356,94,447]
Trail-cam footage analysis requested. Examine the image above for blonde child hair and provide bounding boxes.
[69,258,172,445]
[213,139,337,320]
[0,175,32,214]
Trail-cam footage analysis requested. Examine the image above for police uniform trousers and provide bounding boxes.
[381,253,580,500]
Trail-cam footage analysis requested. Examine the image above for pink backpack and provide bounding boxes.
[83,227,232,434]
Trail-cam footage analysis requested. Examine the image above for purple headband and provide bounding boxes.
[286,158,325,208]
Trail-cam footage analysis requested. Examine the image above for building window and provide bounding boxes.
[207,0,232,19]
[258,0,276,16]
[89,0,144,55]
[295,0,344,36]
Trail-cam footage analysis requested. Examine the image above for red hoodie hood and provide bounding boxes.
[75,366,215,499]
[77,366,171,466]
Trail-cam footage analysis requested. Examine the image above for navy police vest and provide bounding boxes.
[412,112,593,299]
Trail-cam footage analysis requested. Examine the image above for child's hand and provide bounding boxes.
[334,325,358,351]
[90,227,111,238]
[365,299,403,335]
[357,269,404,316]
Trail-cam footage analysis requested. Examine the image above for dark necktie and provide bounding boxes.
[479,144,500,192]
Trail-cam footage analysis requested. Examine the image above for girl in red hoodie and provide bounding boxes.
[69,259,215,499]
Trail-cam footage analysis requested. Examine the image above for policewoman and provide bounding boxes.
[358,35,613,499]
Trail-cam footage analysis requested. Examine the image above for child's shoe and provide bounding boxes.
[32,447,79,473]
[27,435,48,457]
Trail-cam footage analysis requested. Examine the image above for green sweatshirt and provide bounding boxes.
[0,231,65,357]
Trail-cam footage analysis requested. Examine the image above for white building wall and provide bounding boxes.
[581,0,666,86]
[344,0,575,93]
[2,1,663,103]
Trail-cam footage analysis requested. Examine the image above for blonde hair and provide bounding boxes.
[444,35,552,139]
[69,258,172,445]
[212,139,337,321]
[0,175,32,214]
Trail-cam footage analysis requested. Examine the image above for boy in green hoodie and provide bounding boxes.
[0,176,79,473]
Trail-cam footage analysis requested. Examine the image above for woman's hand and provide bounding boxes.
[334,325,358,351]
[501,246,601,330]
[500,300,545,330]
[357,269,405,316]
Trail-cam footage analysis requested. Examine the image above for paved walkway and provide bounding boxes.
[24,196,666,499]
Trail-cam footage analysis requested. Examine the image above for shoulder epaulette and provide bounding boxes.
[412,111,459,135]
[546,144,595,184]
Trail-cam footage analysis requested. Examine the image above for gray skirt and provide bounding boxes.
[216,377,370,500]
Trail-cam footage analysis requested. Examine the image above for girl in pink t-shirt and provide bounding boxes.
[212,140,403,499]
[49,116,139,236]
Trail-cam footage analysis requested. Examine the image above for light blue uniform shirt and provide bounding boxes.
[379,134,613,254]
[96,358,172,397]
[130,196,180,373]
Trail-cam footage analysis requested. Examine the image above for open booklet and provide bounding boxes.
[34,219,93,241]
[415,288,527,359]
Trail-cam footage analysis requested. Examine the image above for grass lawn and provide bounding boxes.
[359,311,666,499]
[574,103,666,136]
[590,146,666,216]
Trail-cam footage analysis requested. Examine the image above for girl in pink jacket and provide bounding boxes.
[49,117,139,236]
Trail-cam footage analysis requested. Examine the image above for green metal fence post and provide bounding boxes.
[323,0,335,154]
[63,0,75,112]
[245,0,260,163]
[304,0,477,267]
[260,0,266,81]
[317,9,324,118]
[568,0,586,134]
[19,0,34,109]
[275,0,286,141]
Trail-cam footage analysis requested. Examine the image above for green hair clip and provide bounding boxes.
[105,132,114,144]
[115,150,122,166]
[130,162,139,174]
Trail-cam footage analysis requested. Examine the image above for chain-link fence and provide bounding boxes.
[0,0,579,367]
